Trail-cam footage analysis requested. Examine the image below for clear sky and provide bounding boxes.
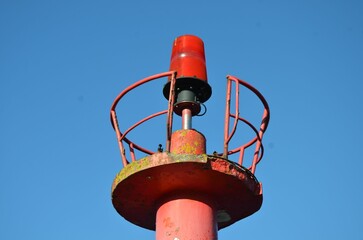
[1,0,363,239]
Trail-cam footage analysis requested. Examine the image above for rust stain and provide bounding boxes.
[163,217,174,228]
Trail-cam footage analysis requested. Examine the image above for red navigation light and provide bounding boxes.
[170,34,207,82]
[163,35,212,116]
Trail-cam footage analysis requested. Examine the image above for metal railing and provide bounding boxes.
[110,71,176,167]
[222,75,270,174]
[110,73,270,173]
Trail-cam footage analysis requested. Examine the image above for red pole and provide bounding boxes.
[155,129,218,240]
[156,195,217,240]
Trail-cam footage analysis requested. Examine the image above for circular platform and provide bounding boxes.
[111,152,262,230]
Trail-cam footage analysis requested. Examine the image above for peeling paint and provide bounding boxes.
[178,142,197,154]
[112,154,262,231]
[112,153,208,192]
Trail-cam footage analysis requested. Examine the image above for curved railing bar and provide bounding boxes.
[251,109,269,173]
[110,71,175,127]
[110,71,176,167]
[121,110,168,156]
[227,115,260,154]
[120,110,168,143]
[225,114,265,169]
[228,76,270,129]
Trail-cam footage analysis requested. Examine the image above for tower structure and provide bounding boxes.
[110,35,270,240]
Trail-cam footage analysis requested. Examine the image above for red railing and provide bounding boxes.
[110,73,270,173]
[110,71,176,167]
[222,75,270,174]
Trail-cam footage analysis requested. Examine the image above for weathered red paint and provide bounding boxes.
[112,153,212,231]
[111,153,262,234]
[155,129,215,239]
[170,129,206,154]
[110,35,270,240]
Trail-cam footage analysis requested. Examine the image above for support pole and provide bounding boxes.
[156,195,217,240]
[182,108,192,129]
[155,129,217,239]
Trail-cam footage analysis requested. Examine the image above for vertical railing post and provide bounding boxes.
[111,111,128,167]
[166,71,176,152]
[223,78,232,157]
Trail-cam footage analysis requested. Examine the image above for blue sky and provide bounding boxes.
[1,0,363,239]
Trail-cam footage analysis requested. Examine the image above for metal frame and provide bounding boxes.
[110,73,270,173]
[223,75,270,174]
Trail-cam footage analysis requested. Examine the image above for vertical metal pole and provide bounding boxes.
[166,72,176,152]
[223,78,232,157]
[110,111,128,167]
[181,109,192,129]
